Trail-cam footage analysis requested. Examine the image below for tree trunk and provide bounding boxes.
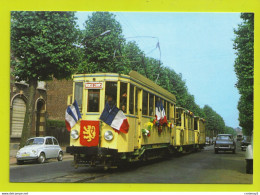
[19,79,37,148]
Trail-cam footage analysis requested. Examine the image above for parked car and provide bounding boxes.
[214,134,236,154]
[245,134,253,174]
[241,136,251,151]
[16,136,63,165]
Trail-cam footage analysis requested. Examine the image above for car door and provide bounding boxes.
[52,138,60,157]
[45,138,54,158]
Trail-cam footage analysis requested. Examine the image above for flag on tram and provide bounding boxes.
[100,102,129,133]
[65,100,82,131]
[155,100,167,124]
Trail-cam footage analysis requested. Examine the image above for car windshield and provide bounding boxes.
[217,135,232,140]
[26,138,44,145]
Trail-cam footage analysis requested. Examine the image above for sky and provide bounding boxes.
[76,12,242,128]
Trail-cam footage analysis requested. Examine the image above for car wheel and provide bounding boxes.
[215,149,218,154]
[246,159,253,174]
[38,153,46,164]
[57,151,63,161]
[17,160,24,165]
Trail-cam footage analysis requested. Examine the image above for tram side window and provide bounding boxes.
[149,94,154,116]
[74,82,83,112]
[184,114,186,128]
[88,89,100,112]
[105,82,117,108]
[135,88,140,115]
[163,100,167,119]
[120,82,128,113]
[129,85,134,114]
[194,119,198,130]
[167,102,170,120]
[176,111,182,126]
[142,91,148,115]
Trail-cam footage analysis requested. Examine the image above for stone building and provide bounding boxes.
[10,67,47,149]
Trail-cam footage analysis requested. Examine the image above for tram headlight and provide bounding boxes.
[104,130,113,141]
[71,130,79,140]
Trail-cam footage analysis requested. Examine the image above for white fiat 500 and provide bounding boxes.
[16,136,63,165]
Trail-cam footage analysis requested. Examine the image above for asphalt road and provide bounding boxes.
[10,144,252,183]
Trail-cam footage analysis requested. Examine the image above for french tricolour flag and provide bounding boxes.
[100,102,129,133]
[65,100,81,131]
[155,100,167,124]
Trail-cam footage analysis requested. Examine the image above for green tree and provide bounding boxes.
[78,12,125,73]
[233,13,254,136]
[203,105,225,137]
[11,11,80,147]
[224,126,237,136]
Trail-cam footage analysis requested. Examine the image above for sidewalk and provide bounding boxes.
[9,147,73,165]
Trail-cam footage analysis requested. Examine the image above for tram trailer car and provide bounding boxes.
[66,71,206,168]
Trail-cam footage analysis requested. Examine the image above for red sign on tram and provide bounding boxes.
[85,82,103,89]
[80,120,99,147]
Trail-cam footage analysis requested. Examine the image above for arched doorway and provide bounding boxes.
[36,99,46,137]
[11,97,26,138]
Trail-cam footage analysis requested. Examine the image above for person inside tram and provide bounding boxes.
[120,92,127,113]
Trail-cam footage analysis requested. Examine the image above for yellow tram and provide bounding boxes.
[66,71,206,168]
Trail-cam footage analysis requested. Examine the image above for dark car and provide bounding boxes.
[241,136,251,151]
[214,134,236,154]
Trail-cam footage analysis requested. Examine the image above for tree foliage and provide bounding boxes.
[233,13,254,136]
[203,105,225,136]
[11,11,80,147]
[11,11,80,81]
[77,12,125,73]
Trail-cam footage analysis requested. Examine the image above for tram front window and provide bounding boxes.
[88,89,100,112]
[105,81,117,108]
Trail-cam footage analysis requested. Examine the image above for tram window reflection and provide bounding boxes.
[105,81,117,108]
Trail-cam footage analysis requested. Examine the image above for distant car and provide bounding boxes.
[245,134,253,174]
[16,136,63,165]
[214,134,236,154]
[241,136,251,151]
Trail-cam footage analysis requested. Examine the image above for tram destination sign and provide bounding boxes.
[85,82,103,89]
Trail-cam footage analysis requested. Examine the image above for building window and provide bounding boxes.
[74,82,83,112]
[88,89,100,112]
[120,82,128,113]
[149,94,154,116]
[129,84,134,114]
[142,90,148,115]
